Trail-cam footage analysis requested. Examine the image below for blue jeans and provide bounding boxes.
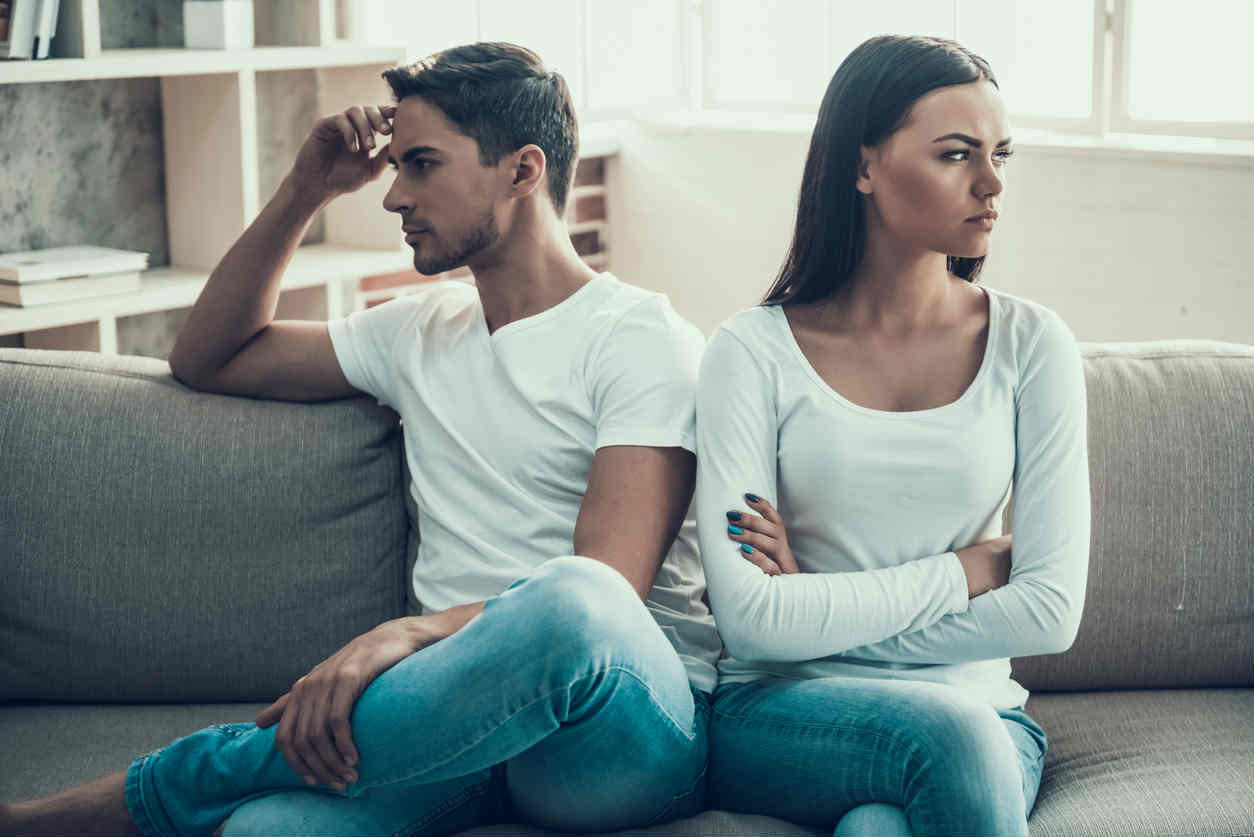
[124,556,710,836]
[709,677,1047,837]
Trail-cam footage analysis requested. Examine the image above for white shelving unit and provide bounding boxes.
[1,0,619,354]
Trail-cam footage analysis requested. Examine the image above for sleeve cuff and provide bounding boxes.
[594,430,696,455]
[942,551,971,614]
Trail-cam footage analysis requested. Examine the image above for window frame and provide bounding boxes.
[962,0,1109,136]
[1108,0,1254,140]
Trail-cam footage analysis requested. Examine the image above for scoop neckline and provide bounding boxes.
[772,284,999,419]
[484,272,613,340]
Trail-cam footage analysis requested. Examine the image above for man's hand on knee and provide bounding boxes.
[254,617,432,791]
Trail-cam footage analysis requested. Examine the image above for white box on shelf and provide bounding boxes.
[183,0,254,50]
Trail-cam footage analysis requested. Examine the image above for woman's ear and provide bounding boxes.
[855,145,875,195]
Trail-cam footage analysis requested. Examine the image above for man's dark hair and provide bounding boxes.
[764,36,998,306]
[382,42,579,215]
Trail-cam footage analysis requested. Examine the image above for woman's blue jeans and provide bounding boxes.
[123,556,710,836]
[709,677,1047,837]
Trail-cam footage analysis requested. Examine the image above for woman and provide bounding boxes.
[695,36,1089,836]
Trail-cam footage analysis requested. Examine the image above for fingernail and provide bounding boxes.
[332,781,346,792]
[347,771,358,783]
[741,544,754,554]
[745,493,760,503]
[304,776,316,786]
[726,511,741,521]
[728,525,743,535]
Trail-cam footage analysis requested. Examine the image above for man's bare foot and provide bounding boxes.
[0,770,141,836]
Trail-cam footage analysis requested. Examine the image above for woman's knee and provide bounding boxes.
[834,803,912,837]
[908,699,1024,811]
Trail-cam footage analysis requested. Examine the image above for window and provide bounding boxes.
[1112,0,1254,138]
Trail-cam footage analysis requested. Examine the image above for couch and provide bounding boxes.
[1,340,1251,837]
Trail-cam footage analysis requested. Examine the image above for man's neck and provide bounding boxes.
[471,214,601,335]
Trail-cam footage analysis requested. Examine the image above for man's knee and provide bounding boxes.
[502,555,650,659]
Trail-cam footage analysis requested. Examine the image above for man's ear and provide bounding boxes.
[508,144,547,199]
[855,145,876,195]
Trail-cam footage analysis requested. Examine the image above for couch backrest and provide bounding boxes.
[3,340,1251,701]
[0,349,411,703]
[1011,340,1254,692]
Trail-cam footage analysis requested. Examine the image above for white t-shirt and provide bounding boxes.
[328,273,721,693]
[695,284,1090,709]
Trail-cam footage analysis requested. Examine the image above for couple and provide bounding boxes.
[3,35,1090,837]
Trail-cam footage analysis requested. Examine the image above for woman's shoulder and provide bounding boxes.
[982,284,1082,371]
[700,304,793,377]
[714,303,788,342]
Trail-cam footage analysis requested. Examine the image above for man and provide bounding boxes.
[2,42,720,836]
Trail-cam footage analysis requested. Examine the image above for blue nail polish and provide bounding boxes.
[728,525,743,535]
[741,544,754,554]
[745,493,760,503]
[726,511,742,521]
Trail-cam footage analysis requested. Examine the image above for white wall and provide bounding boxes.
[607,121,1254,343]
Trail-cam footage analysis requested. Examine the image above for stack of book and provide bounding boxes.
[0,0,61,60]
[0,246,149,307]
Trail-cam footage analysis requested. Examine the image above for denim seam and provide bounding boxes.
[711,706,902,748]
[642,756,710,828]
[392,779,493,837]
[359,663,694,792]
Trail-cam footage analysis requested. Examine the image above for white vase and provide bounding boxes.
[183,0,255,50]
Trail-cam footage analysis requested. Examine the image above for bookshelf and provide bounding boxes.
[0,0,618,354]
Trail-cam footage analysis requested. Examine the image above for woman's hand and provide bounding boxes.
[254,617,429,791]
[955,534,1013,598]
[726,493,801,576]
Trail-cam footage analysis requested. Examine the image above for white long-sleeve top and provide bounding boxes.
[695,285,1090,709]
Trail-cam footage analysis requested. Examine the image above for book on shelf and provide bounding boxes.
[0,0,59,60]
[0,246,150,283]
[0,270,143,307]
[33,0,59,59]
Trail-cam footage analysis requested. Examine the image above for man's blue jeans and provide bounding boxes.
[123,556,710,836]
[709,677,1047,837]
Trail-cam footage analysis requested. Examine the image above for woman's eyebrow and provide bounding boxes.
[932,132,1013,147]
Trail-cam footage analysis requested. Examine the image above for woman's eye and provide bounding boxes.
[942,149,968,161]
[993,149,1015,165]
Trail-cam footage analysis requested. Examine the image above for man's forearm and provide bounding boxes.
[406,601,486,650]
[167,175,331,385]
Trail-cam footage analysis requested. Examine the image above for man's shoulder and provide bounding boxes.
[589,273,704,347]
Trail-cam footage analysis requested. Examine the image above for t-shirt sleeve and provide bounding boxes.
[696,324,970,664]
[326,295,421,410]
[589,296,705,453]
[841,310,1091,664]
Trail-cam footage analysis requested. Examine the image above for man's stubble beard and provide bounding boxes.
[414,209,500,276]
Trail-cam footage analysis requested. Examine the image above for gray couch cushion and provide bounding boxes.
[0,702,270,802]
[1013,341,1254,692]
[1024,689,1254,836]
[0,349,410,703]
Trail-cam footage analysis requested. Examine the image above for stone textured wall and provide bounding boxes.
[2,1,324,358]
